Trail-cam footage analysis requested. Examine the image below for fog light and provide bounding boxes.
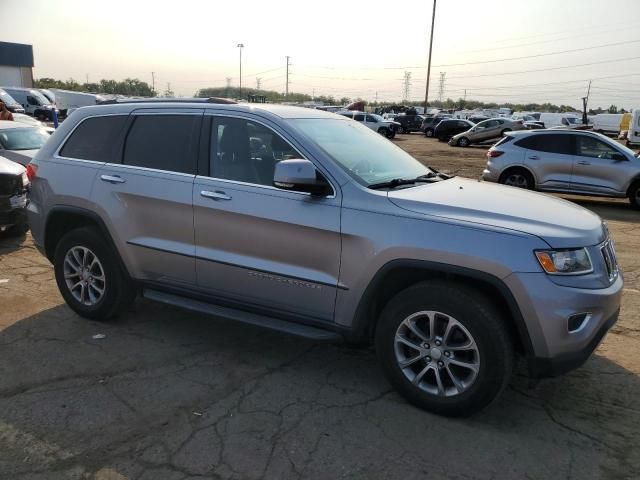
[567,313,591,333]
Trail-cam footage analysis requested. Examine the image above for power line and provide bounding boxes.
[437,39,640,68]
[445,55,640,79]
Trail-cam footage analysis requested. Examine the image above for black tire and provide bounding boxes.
[387,130,396,139]
[629,181,640,209]
[399,126,407,134]
[54,227,136,320]
[425,128,434,137]
[457,137,470,147]
[499,167,534,190]
[375,280,514,417]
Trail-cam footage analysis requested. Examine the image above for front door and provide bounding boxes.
[193,114,342,322]
[572,135,634,195]
[91,109,202,286]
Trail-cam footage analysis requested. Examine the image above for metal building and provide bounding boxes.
[0,42,34,88]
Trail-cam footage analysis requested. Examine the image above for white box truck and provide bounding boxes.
[627,109,640,146]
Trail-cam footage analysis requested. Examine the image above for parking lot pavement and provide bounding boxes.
[1,139,639,479]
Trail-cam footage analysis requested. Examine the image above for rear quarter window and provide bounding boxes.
[59,115,128,162]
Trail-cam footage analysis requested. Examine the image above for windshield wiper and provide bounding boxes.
[368,172,450,190]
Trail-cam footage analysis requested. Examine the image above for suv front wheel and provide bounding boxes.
[375,280,514,417]
[629,181,640,209]
[54,227,136,320]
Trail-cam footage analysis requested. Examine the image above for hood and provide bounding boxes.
[387,177,605,248]
[0,149,38,166]
[0,155,26,175]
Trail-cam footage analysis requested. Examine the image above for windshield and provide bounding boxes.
[0,91,19,107]
[29,90,51,105]
[0,127,49,150]
[291,118,432,186]
[566,117,581,125]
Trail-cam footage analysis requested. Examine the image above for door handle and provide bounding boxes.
[528,155,540,160]
[100,174,126,184]
[577,161,591,165]
[201,190,231,201]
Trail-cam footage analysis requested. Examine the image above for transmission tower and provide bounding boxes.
[256,77,262,90]
[402,71,412,103]
[438,72,446,102]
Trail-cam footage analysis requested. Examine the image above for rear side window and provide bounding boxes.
[60,115,127,162]
[123,115,198,174]
[515,134,573,154]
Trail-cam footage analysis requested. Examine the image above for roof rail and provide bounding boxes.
[96,97,237,105]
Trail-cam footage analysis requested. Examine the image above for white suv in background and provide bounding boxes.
[338,111,399,138]
[482,130,640,208]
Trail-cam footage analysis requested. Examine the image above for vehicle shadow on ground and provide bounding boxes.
[0,230,29,256]
[565,196,638,223]
[0,301,638,478]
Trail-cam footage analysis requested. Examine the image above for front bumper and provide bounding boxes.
[0,205,27,231]
[504,271,623,378]
[529,308,619,377]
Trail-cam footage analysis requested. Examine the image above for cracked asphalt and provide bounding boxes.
[1,136,639,479]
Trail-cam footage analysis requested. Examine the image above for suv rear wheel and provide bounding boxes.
[54,227,136,320]
[499,168,533,189]
[425,128,434,137]
[375,280,514,417]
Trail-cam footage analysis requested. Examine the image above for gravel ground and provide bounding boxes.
[0,134,638,480]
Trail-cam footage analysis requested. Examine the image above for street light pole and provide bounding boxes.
[424,0,436,114]
[237,43,244,99]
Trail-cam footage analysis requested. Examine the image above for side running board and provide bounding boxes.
[142,288,342,342]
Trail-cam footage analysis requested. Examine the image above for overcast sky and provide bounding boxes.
[3,0,640,108]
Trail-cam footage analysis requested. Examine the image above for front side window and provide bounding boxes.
[0,127,49,150]
[292,118,432,186]
[123,115,198,174]
[576,136,620,159]
[365,115,378,123]
[60,115,127,162]
[211,117,300,186]
[353,114,364,122]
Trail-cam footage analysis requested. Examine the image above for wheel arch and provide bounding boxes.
[43,206,130,279]
[625,175,640,197]
[351,259,535,358]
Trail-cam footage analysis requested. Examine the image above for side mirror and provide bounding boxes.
[273,159,330,196]
[611,152,626,162]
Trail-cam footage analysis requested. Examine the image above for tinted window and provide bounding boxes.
[60,115,127,162]
[516,134,572,154]
[353,114,364,121]
[458,121,470,128]
[365,115,377,123]
[123,115,197,174]
[576,136,619,159]
[211,117,300,186]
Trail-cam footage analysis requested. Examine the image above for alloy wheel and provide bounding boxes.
[63,246,106,306]
[394,311,480,397]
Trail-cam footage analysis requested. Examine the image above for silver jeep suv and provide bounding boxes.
[27,99,623,416]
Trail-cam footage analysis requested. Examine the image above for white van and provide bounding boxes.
[50,89,108,117]
[592,113,623,135]
[628,109,640,146]
[1,87,58,120]
[539,113,583,129]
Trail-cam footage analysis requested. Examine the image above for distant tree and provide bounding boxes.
[339,97,351,105]
[34,77,156,97]
[608,105,618,113]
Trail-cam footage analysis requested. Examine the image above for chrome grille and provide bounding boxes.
[601,240,618,282]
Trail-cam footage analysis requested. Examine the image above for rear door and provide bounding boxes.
[193,113,342,322]
[520,133,575,190]
[91,109,202,286]
[571,135,634,195]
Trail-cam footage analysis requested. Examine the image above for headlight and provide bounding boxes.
[535,248,593,275]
